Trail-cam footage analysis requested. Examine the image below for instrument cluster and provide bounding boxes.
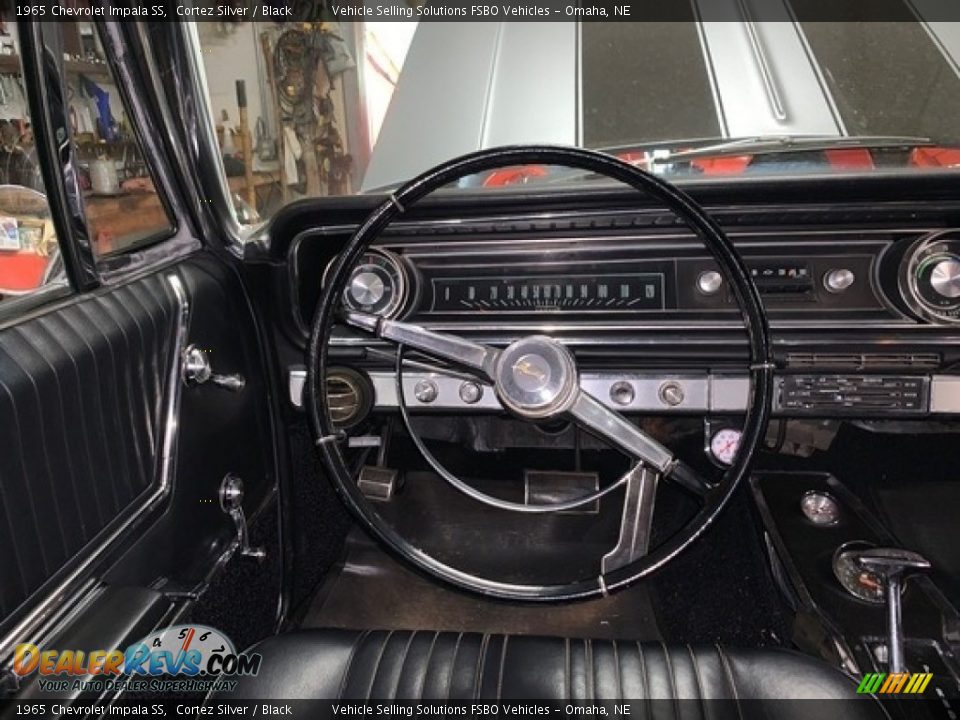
[330,234,890,325]
[323,227,960,329]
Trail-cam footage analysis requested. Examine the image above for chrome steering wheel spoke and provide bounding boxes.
[601,463,660,574]
[347,308,715,499]
[568,390,675,472]
[568,389,714,499]
[343,310,501,383]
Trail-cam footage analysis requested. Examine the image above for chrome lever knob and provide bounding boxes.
[211,373,246,392]
[219,474,266,562]
[853,547,931,674]
[183,345,245,392]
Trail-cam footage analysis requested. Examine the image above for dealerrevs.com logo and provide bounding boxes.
[12,624,261,693]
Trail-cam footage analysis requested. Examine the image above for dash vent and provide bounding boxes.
[785,353,940,371]
[326,368,372,427]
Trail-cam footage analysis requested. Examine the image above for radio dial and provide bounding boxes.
[930,258,960,299]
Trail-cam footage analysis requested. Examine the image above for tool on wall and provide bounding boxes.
[236,79,256,209]
[259,23,353,199]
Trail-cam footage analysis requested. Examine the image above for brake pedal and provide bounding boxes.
[524,470,600,514]
[358,465,402,501]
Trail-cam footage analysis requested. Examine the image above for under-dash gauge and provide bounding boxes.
[342,250,408,318]
[429,273,665,313]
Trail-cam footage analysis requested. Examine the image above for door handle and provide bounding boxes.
[182,345,245,392]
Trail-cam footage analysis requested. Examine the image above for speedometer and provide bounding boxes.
[430,273,664,313]
[342,250,408,318]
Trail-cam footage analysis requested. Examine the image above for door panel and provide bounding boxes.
[0,271,181,627]
[0,252,283,672]
[105,255,279,588]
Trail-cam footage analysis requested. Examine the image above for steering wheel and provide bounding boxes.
[308,145,773,601]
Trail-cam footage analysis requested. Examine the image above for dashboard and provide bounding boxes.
[277,198,960,426]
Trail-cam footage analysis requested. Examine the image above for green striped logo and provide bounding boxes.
[857,672,933,694]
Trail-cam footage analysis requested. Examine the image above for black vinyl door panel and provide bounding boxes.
[106,254,278,587]
[0,271,179,626]
[0,252,280,654]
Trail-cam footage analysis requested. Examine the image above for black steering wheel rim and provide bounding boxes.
[308,145,774,601]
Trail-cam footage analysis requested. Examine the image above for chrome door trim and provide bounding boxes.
[0,272,190,665]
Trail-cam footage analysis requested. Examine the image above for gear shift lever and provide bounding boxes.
[853,548,931,674]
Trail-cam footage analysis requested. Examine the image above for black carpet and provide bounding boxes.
[303,529,663,641]
[648,483,794,648]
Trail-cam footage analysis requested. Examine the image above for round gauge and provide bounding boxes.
[902,232,960,323]
[832,542,886,604]
[709,427,742,466]
[342,250,407,318]
[800,491,842,526]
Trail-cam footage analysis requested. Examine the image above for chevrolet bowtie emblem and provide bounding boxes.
[514,359,547,382]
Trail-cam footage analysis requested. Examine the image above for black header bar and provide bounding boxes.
[6,0,960,22]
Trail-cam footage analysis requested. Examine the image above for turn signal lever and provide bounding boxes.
[853,548,931,674]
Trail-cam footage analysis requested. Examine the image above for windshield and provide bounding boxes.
[194,16,960,222]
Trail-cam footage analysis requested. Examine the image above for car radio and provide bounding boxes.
[779,375,928,415]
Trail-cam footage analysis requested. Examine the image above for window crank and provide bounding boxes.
[182,345,245,392]
[219,474,266,562]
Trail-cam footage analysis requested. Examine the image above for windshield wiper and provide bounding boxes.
[647,134,935,164]
[528,134,940,185]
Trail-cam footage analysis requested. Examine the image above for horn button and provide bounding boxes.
[495,336,579,419]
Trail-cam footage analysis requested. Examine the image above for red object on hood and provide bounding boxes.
[691,156,752,175]
[483,165,549,187]
[824,148,875,170]
[910,146,960,168]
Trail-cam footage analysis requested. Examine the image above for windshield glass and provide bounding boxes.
[194,17,960,222]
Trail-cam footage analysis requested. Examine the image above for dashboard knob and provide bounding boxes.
[658,381,685,407]
[697,270,723,295]
[458,381,483,404]
[414,379,438,404]
[823,268,855,293]
[609,381,635,406]
[930,258,960,298]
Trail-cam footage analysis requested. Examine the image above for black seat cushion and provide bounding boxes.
[212,629,887,717]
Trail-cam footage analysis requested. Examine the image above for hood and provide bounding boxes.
[361,2,960,191]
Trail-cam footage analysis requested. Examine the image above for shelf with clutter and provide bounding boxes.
[201,21,355,221]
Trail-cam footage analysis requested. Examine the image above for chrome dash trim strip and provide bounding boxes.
[296,369,958,415]
[0,272,190,664]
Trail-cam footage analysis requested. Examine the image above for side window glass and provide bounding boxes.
[0,18,62,306]
[62,22,174,257]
